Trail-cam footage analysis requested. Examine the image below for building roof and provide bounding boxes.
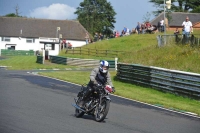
[0,17,87,40]
[150,12,200,27]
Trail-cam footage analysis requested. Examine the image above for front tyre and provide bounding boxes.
[95,99,110,122]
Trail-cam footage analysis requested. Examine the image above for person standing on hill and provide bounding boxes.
[135,22,141,34]
[182,16,192,43]
[182,16,193,37]
[85,32,89,45]
[160,19,164,32]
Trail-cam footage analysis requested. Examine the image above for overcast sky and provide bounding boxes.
[0,0,156,32]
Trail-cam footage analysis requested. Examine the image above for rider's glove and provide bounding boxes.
[93,80,98,85]
[112,87,115,93]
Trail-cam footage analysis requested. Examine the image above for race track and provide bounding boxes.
[0,69,199,133]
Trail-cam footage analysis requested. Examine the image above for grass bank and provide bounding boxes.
[39,71,200,116]
[60,32,200,73]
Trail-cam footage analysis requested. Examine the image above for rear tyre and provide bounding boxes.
[75,108,85,118]
[75,97,85,118]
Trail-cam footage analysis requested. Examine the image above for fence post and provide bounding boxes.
[157,35,162,47]
[0,48,1,56]
[42,49,45,64]
[115,57,118,71]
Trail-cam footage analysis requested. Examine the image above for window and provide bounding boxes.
[26,38,35,43]
[1,37,10,42]
[45,44,55,50]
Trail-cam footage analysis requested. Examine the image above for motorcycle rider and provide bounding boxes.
[79,60,115,108]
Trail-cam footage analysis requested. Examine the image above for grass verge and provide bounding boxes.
[39,71,200,116]
[0,56,78,70]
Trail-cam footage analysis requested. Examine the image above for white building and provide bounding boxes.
[0,17,88,56]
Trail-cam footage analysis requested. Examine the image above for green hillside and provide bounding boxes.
[60,31,200,74]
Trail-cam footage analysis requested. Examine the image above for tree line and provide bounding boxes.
[149,0,200,15]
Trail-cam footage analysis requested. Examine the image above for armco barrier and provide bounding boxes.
[49,55,116,68]
[49,56,67,65]
[1,49,34,56]
[117,63,200,99]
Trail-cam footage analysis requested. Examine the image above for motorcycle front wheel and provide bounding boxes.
[95,99,110,122]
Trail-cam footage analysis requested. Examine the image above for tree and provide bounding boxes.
[75,0,116,37]
[4,5,23,17]
[149,0,200,15]
[5,13,18,17]
[191,6,200,13]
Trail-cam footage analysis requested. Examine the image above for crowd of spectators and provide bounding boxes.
[85,16,193,44]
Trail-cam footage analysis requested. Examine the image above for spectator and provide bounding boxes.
[120,30,125,36]
[125,28,130,36]
[146,25,157,34]
[182,16,192,43]
[99,33,104,40]
[135,22,141,34]
[160,19,164,32]
[174,28,180,35]
[141,23,146,34]
[157,20,161,32]
[61,39,67,49]
[123,27,127,34]
[145,21,151,29]
[85,32,89,45]
[67,42,72,49]
[94,32,98,42]
[115,31,120,37]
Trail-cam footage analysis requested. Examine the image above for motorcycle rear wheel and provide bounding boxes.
[75,108,85,118]
[95,99,110,122]
[75,98,85,118]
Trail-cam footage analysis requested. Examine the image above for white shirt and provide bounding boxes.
[160,20,164,26]
[182,21,192,32]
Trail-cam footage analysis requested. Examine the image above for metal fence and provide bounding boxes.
[157,34,200,47]
[116,63,200,100]
[65,47,125,58]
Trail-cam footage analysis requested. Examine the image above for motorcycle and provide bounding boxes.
[72,84,113,122]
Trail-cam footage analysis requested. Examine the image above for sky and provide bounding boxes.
[0,0,156,32]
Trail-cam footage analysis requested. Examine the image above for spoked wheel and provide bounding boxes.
[75,98,85,118]
[95,99,110,122]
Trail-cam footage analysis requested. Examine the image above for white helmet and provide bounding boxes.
[99,60,110,73]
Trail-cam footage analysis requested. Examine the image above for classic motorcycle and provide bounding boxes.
[72,84,113,122]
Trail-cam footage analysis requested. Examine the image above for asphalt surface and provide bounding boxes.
[0,68,200,133]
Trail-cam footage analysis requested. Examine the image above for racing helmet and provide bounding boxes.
[99,60,110,73]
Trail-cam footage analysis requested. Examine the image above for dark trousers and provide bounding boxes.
[82,85,95,101]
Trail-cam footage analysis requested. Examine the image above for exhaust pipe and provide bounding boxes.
[71,103,86,112]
